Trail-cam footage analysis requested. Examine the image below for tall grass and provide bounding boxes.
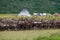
[0,29,60,40]
[0,14,60,20]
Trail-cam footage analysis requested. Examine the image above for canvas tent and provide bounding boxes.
[33,13,37,15]
[18,9,31,16]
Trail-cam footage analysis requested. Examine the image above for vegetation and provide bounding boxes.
[0,29,60,40]
[34,33,60,40]
[0,14,60,30]
[0,0,60,14]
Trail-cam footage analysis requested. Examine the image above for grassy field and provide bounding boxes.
[0,14,60,40]
[0,29,60,40]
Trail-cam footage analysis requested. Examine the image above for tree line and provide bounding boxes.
[0,0,60,14]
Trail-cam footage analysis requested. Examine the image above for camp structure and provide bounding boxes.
[18,9,31,16]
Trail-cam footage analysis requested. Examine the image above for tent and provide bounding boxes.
[18,9,31,16]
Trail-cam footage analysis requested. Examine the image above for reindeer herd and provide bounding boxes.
[0,18,60,31]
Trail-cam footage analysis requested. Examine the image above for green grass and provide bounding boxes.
[34,33,60,40]
[0,29,60,40]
